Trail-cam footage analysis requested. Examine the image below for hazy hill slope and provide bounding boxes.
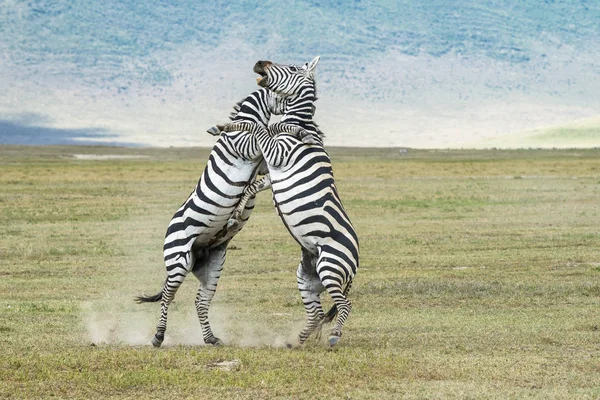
[1,1,599,147]
[476,116,600,148]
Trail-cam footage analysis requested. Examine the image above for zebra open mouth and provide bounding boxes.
[256,71,268,87]
[253,60,272,88]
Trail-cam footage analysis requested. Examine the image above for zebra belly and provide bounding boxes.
[163,157,260,259]
[270,180,334,254]
[270,166,358,265]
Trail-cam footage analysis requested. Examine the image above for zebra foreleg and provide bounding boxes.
[268,122,315,144]
[221,121,313,144]
[227,175,271,231]
[191,242,227,346]
[289,250,326,348]
[206,124,226,136]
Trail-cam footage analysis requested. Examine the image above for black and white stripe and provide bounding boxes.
[224,57,359,347]
[136,88,285,347]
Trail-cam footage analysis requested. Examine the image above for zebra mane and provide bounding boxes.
[225,86,322,138]
[228,99,244,121]
[313,121,325,139]
[312,82,323,138]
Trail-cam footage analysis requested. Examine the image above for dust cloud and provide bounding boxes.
[80,203,309,348]
[82,298,305,348]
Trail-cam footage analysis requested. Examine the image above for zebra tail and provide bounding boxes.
[134,280,165,304]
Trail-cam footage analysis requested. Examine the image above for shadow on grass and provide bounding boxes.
[0,118,141,146]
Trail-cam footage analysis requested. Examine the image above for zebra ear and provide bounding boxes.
[306,56,320,72]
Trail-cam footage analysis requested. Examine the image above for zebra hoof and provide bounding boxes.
[206,126,221,136]
[205,337,224,346]
[301,136,318,145]
[285,338,302,349]
[151,334,164,348]
[227,218,240,231]
[328,335,341,347]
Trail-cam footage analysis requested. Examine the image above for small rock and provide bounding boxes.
[206,359,242,371]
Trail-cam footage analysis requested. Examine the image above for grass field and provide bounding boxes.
[1,145,599,399]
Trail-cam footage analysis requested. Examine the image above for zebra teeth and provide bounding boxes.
[256,73,268,87]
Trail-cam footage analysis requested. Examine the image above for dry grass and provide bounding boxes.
[1,146,599,399]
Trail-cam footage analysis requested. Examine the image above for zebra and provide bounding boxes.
[135,84,296,348]
[210,123,317,232]
[219,56,360,347]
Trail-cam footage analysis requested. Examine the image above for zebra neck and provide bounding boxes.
[230,89,275,127]
[233,110,271,127]
[280,86,317,131]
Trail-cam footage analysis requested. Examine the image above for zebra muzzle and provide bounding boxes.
[253,60,272,87]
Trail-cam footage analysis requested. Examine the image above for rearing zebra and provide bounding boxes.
[135,85,289,347]
[220,57,360,347]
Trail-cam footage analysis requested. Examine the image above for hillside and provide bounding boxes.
[476,116,600,148]
[1,1,599,147]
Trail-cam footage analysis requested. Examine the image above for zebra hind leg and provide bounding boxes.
[315,280,353,347]
[191,243,227,345]
[323,288,351,347]
[289,252,326,348]
[151,252,193,347]
[317,259,353,347]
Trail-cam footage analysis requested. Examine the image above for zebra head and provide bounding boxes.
[254,56,320,97]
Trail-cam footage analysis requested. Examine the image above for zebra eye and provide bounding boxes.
[289,66,299,72]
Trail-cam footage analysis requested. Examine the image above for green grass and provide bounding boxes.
[531,127,600,140]
[1,146,599,399]
[480,117,600,148]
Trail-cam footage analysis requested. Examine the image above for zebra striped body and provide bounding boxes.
[136,88,285,347]
[224,57,359,346]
